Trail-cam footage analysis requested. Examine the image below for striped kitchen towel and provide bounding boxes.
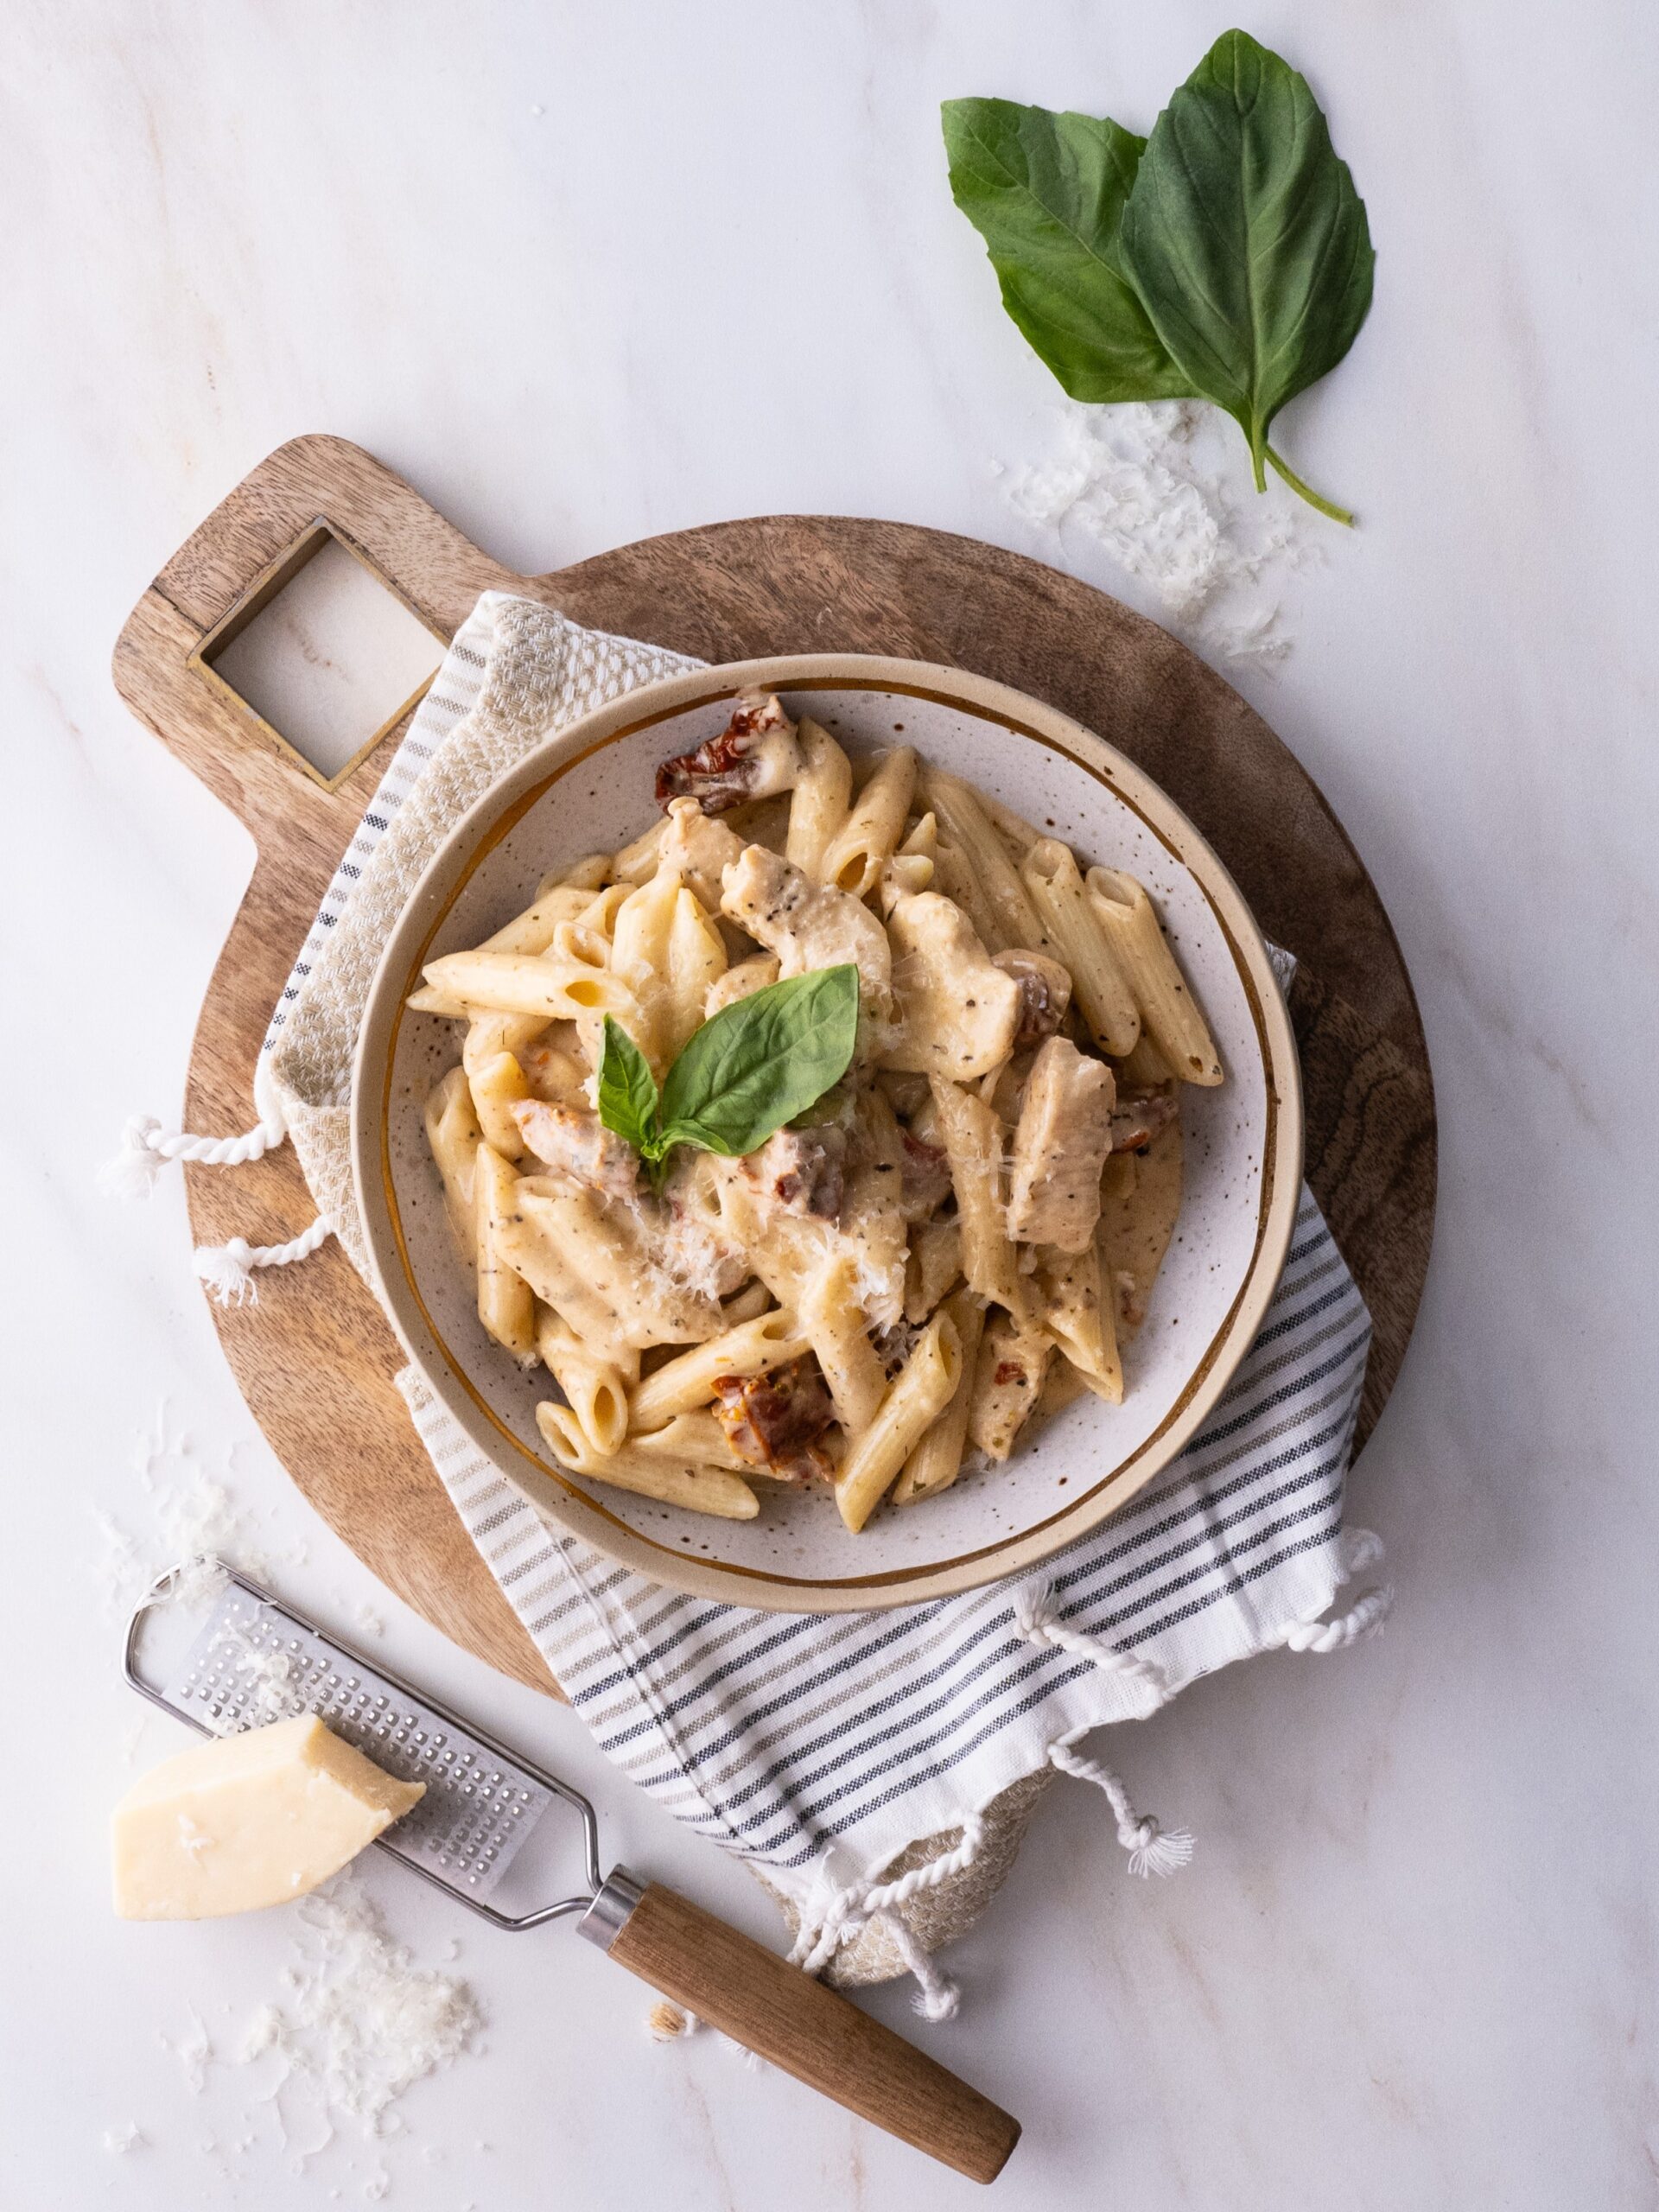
[110,592,1391,2005]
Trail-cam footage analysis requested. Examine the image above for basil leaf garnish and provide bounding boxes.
[597,1017,662,1157]
[1118,32,1374,523]
[942,99,1191,405]
[942,32,1374,524]
[658,966,859,1159]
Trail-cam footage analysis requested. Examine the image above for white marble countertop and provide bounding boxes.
[6,3,1656,2205]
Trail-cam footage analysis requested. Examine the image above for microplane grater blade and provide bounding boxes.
[162,1584,556,1901]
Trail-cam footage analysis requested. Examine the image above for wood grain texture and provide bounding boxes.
[111,435,1435,1696]
[607,1883,1020,2181]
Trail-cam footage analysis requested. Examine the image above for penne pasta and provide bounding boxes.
[1037,1243,1122,1403]
[1019,840,1141,1057]
[967,1310,1052,1461]
[610,818,669,884]
[922,769,1046,952]
[893,1289,984,1504]
[663,887,727,1060]
[535,1406,759,1519]
[424,1065,481,1261]
[466,1047,531,1161]
[1085,868,1223,1084]
[785,717,854,881]
[626,1410,754,1474]
[535,1305,635,1456]
[834,1310,963,1532]
[927,1076,1028,1320]
[798,1255,887,1433]
[496,1183,722,1350]
[481,881,597,957]
[421,949,636,1023]
[474,1142,537,1363]
[818,747,918,899]
[537,852,613,895]
[904,1217,963,1324]
[627,1308,810,1430]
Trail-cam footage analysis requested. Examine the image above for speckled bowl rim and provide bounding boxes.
[352,654,1304,1613]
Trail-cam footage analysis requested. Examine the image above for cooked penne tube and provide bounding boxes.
[929,836,1005,956]
[798,1255,887,1433]
[406,982,476,1018]
[818,747,917,898]
[422,949,636,1023]
[1019,840,1140,1056]
[834,1310,963,1532]
[467,1048,531,1160]
[627,1308,810,1430]
[424,1066,481,1261]
[893,1289,984,1504]
[481,881,597,957]
[463,1012,549,1077]
[534,1306,635,1456]
[785,717,854,881]
[537,852,612,896]
[535,1406,759,1519]
[1037,1243,1122,1403]
[474,1142,537,1363]
[610,818,669,884]
[904,1217,963,1324]
[704,952,780,1017]
[1084,868,1222,1084]
[923,770,1046,952]
[625,1410,754,1473]
[967,1309,1052,1461]
[663,887,727,1060]
[927,1077,1027,1320]
[1115,1030,1173,1090]
[720,1279,776,1326]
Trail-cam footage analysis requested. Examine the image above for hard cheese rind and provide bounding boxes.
[111,1713,424,1920]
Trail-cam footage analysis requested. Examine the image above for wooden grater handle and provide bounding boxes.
[581,1873,1020,2183]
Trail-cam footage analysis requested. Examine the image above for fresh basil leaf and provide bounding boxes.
[1117,30,1374,521]
[596,1016,662,1158]
[658,966,859,1160]
[942,98,1192,404]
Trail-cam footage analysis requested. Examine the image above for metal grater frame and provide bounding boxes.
[124,1560,603,1929]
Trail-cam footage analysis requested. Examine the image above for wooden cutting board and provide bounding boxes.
[113,435,1437,1697]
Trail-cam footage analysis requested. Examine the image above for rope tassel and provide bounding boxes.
[1013,1577,1168,1705]
[1271,1528,1394,1653]
[194,1217,332,1306]
[1047,1739,1195,1878]
[99,1111,286,1198]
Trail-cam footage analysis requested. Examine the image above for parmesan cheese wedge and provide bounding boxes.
[111,1715,423,1921]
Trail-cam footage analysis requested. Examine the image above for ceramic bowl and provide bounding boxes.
[353,655,1302,1612]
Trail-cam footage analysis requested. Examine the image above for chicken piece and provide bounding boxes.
[1110,1088,1181,1154]
[658,797,745,912]
[880,892,1021,1080]
[968,1311,1053,1462]
[704,952,780,1018]
[720,844,892,1014]
[741,1125,847,1221]
[1004,1036,1116,1253]
[518,1027,588,1103]
[992,949,1073,1052]
[710,1357,836,1482]
[511,1099,640,1200]
[655,693,802,814]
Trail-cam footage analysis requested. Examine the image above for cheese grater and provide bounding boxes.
[124,1561,1019,2183]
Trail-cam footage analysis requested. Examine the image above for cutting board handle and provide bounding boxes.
[112,435,532,852]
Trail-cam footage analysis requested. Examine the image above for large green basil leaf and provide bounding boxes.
[658,966,859,1159]
[596,1017,662,1157]
[1117,30,1373,517]
[942,98,1192,404]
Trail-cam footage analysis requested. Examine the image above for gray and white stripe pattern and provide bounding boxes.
[401,1191,1369,1894]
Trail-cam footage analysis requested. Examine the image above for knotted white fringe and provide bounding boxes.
[1270,1528,1394,1653]
[785,1813,984,2020]
[99,1111,286,1198]
[1014,1577,1168,1703]
[194,1216,332,1306]
[1046,1739,1197,1878]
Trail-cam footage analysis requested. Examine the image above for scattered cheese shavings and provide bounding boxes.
[101,2122,146,2154]
[162,2005,214,2094]
[95,1401,275,1618]
[1001,401,1318,667]
[235,1877,481,2136]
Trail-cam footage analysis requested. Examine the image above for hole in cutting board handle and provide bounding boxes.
[192,521,447,791]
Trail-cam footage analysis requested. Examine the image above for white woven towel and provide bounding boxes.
[112,593,1389,1999]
